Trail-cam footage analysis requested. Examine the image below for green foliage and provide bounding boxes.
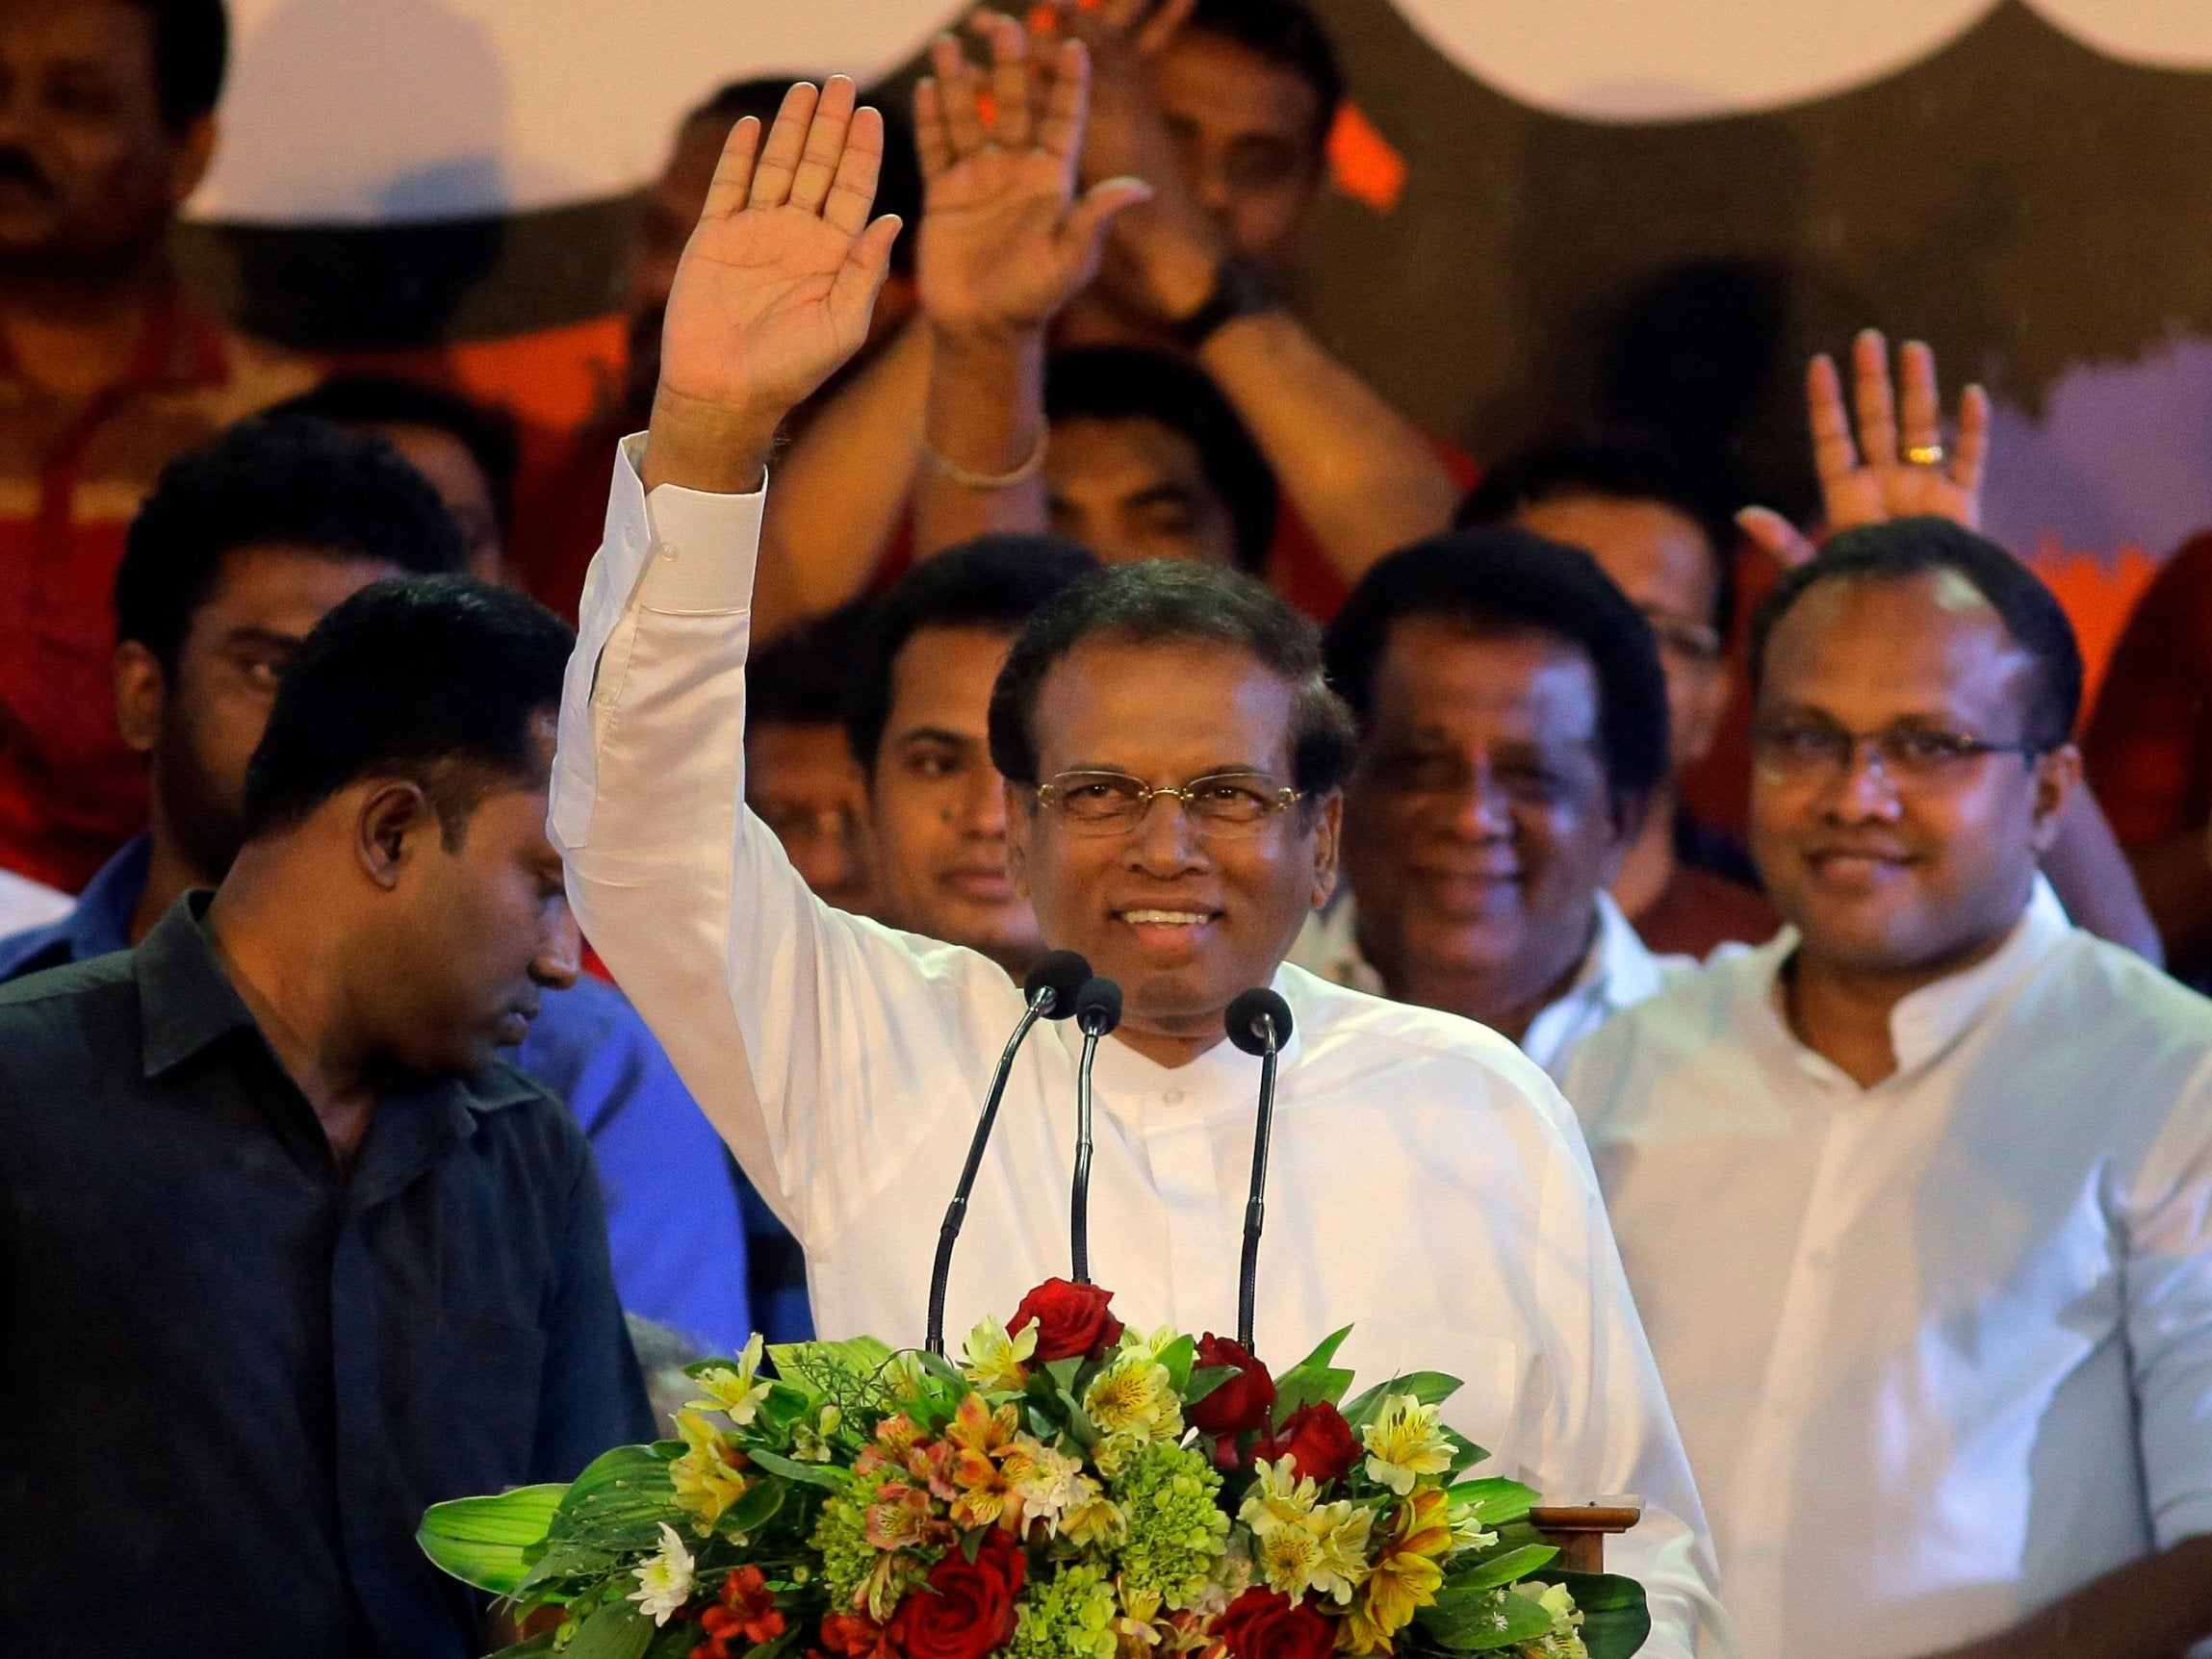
[1448,1543,1559,1594]
[417,1484,566,1594]
[749,1446,851,1491]
[1341,1371,1463,1429]
[564,1600,653,1659]
[1525,1570,1651,1659]
[1443,1478,1537,1528]
[1419,1584,1556,1651]
[1271,1326,1354,1421]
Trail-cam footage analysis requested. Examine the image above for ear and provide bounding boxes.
[112,641,166,756]
[167,115,218,208]
[352,780,435,892]
[2027,743,2082,855]
[1306,791,1342,911]
[1005,778,1034,898]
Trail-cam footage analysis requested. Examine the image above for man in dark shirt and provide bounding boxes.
[0,574,654,1657]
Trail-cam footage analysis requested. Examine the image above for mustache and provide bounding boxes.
[0,148,54,197]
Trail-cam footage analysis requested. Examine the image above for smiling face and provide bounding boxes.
[1751,571,2072,983]
[1341,615,1628,1029]
[1008,634,1338,1064]
[0,0,210,272]
[866,624,1040,973]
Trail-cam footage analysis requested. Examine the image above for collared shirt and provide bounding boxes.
[0,291,316,892]
[1564,878,2212,1659]
[549,438,1736,1659]
[1289,889,1692,1082]
[0,833,784,1355]
[0,894,654,1658]
[0,864,67,936]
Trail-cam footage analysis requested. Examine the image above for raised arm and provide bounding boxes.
[1738,332,2163,962]
[552,82,1016,1244]
[1056,0,1457,582]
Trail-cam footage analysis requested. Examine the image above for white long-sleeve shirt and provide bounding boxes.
[1566,878,2212,1659]
[551,440,1735,1659]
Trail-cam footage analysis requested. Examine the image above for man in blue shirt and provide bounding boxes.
[0,414,777,1353]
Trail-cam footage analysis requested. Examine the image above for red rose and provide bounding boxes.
[1254,1402,1359,1485]
[1008,1279,1125,1363]
[892,1531,1027,1659]
[1215,1588,1335,1659]
[1189,1334,1275,1438]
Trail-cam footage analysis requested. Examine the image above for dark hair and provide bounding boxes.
[1751,517,2084,751]
[270,373,520,533]
[686,77,923,274]
[1045,346,1278,573]
[751,600,873,727]
[1457,432,1742,634]
[989,560,1356,798]
[243,575,575,843]
[1186,0,1343,149]
[1325,527,1671,809]
[116,414,469,672]
[846,535,1099,769]
[121,0,227,129]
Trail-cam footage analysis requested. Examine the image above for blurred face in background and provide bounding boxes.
[866,625,1041,974]
[1147,29,1326,272]
[1513,493,1729,776]
[0,0,211,274]
[1046,414,1240,569]
[748,716,874,914]
[1341,616,1631,1033]
[363,421,505,582]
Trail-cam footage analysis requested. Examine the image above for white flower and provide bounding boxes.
[629,1522,696,1625]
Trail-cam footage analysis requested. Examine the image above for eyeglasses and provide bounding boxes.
[1752,720,2045,785]
[1034,769,1302,837]
[1642,609,1723,666]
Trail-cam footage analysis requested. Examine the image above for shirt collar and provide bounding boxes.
[134,890,260,1079]
[1753,874,2073,1080]
[1054,962,1306,1112]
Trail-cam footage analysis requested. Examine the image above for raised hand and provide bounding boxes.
[648,78,902,492]
[1739,330,1992,567]
[914,14,1150,342]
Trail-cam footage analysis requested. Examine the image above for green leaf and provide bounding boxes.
[1155,1334,1196,1391]
[1271,1325,1355,1422]
[1043,1356,1085,1393]
[1450,1542,1559,1594]
[1183,1365,1238,1409]
[1420,1585,1556,1651]
[771,1335,894,1378]
[723,1476,787,1536]
[748,1446,849,1491]
[1444,1477,1538,1527]
[566,1600,654,1659]
[417,1484,567,1593]
[1441,1426,1490,1478]
[1340,1371,1463,1429]
[1525,1570,1650,1659]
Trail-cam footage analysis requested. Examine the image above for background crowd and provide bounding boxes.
[2,2,2211,1658]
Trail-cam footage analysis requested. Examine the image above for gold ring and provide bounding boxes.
[1905,442,1945,466]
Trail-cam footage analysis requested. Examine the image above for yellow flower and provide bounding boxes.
[669,1409,750,1529]
[686,1333,772,1426]
[1248,1497,1372,1604]
[1343,1491,1454,1653]
[1239,1456,1320,1530]
[962,1314,1039,1391]
[1062,1475,1128,1548]
[947,1393,1024,1529]
[1084,1351,1182,1444]
[1523,1583,1590,1659]
[1360,1395,1454,1495]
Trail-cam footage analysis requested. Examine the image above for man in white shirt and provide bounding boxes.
[1290,527,1692,1081]
[552,67,1730,1657]
[1568,516,2212,1659]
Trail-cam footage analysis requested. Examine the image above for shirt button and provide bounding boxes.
[1162,1088,1185,1106]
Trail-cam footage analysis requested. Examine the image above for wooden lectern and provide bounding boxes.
[1529,1495,1642,1573]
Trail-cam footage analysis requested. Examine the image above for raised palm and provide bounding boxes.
[913,17,1148,340]
[1740,331,1992,568]
[656,79,901,425]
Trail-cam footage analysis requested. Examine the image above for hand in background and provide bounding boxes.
[1038,0,1226,322]
[915,13,1150,343]
[648,78,902,492]
[1739,330,1992,567]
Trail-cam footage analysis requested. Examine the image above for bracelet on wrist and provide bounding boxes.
[918,429,1048,492]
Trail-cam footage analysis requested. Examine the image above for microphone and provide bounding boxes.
[926,950,1093,1355]
[1068,976,1122,1285]
[1225,987,1294,1351]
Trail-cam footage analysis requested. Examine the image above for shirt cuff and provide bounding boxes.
[621,432,769,616]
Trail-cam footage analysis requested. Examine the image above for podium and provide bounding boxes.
[1530,1496,1642,1572]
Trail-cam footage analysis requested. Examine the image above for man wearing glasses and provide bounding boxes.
[1567,518,2212,1659]
[1290,525,1692,1083]
[554,72,1732,1658]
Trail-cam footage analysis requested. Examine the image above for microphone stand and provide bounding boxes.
[926,951,1092,1355]
[1225,987,1294,1352]
[1069,977,1121,1286]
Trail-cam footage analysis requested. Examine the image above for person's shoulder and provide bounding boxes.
[465,1056,601,1169]
[0,952,141,1088]
[1282,962,1556,1104]
[1574,939,1768,1075]
[216,325,321,415]
[0,912,80,983]
[2021,929,2212,1061]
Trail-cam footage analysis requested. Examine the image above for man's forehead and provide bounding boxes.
[1035,634,1297,766]
[1151,30,1324,135]
[1375,615,1602,737]
[1762,571,2032,716]
[887,623,1015,734]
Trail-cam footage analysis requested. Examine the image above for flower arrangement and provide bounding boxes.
[420,1280,1649,1659]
